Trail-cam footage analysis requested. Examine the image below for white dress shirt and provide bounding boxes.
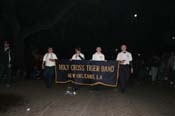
[92,52,105,61]
[43,53,57,67]
[4,48,11,63]
[116,51,132,65]
[71,53,85,60]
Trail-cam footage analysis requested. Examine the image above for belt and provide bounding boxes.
[120,64,129,66]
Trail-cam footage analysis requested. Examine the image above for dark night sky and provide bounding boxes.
[0,0,175,59]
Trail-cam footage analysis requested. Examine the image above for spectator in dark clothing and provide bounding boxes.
[168,52,175,87]
[0,41,14,87]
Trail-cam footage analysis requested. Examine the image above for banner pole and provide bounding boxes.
[116,62,120,87]
[55,63,57,84]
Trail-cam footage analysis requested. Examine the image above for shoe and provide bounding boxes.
[65,90,71,95]
[6,84,11,88]
[121,89,125,93]
[73,91,77,96]
[170,81,174,85]
[113,88,119,92]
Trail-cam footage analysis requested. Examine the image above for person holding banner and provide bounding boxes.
[117,45,133,93]
[71,47,85,60]
[92,47,105,61]
[91,47,106,91]
[42,47,57,88]
[66,47,85,95]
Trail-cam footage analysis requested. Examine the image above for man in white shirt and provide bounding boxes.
[92,47,105,61]
[71,48,85,60]
[42,47,57,88]
[116,44,133,93]
[91,47,105,91]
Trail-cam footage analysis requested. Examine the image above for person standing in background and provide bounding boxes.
[42,47,57,88]
[0,41,14,87]
[116,45,133,93]
[168,52,175,88]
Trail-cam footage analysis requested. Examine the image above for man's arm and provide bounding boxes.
[42,54,46,69]
[103,55,107,61]
[42,61,45,69]
[10,49,14,66]
[129,53,133,73]
[103,55,105,60]
[79,54,85,60]
[92,54,95,60]
[49,54,58,62]
[116,53,124,64]
[116,53,121,61]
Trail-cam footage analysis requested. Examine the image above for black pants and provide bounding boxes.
[0,65,12,84]
[43,66,55,88]
[119,65,130,92]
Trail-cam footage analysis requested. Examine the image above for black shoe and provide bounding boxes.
[121,89,125,93]
[46,85,52,88]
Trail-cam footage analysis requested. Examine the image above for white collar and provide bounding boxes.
[122,51,128,53]
[96,52,102,54]
[4,47,9,51]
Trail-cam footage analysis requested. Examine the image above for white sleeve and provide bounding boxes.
[102,54,105,60]
[116,53,121,61]
[53,53,58,60]
[72,54,76,60]
[129,53,133,61]
[92,54,95,60]
[82,54,85,59]
[43,54,47,61]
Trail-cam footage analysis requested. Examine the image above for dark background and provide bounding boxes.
[0,0,175,62]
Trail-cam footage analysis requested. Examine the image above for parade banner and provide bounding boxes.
[55,60,120,87]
